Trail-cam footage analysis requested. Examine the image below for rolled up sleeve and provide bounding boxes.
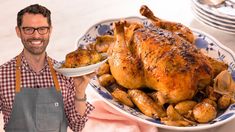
[61,77,94,132]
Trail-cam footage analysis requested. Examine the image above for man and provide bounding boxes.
[0,4,94,132]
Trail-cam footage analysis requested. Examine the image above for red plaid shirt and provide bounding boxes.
[0,53,94,132]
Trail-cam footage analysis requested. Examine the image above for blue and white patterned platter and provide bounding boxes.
[77,17,235,131]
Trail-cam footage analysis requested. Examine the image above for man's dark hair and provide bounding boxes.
[17,4,51,27]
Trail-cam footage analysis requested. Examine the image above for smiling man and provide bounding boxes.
[0,4,94,132]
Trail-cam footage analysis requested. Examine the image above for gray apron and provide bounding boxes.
[5,54,68,132]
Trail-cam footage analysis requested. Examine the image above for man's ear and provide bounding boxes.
[15,26,21,38]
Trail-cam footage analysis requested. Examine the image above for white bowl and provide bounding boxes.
[54,53,108,77]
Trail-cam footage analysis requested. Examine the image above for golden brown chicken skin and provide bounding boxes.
[108,21,145,89]
[108,21,213,104]
[63,47,102,68]
[134,27,213,103]
[140,5,195,44]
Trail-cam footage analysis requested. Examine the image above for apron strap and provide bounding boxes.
[48,58,61,92]
[15,55,21,93]
[15,54,61,92]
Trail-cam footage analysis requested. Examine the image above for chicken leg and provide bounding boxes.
[108,21,144,89]
[140,5,194,44]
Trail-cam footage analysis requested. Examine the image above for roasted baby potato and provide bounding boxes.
[96,62,110,76]
[109,84,134,107]
[193,102,217,123]
[128,89,166,118]
[218,95,231,110]
[98,74,115,87]
[174,100,197,115]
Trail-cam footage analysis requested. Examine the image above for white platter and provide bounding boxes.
[54,54,108,77]
[77,16,235,131]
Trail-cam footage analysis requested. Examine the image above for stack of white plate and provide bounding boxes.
[191,0,235,34]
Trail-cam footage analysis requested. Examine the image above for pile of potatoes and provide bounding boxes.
[96,61,234,126]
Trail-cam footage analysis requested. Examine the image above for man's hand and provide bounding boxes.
[72,72,96,115]
[73,72,96,97]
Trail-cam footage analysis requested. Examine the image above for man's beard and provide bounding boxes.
[21,37,49,55]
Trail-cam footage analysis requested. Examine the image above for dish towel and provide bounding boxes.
[82,99,158,132]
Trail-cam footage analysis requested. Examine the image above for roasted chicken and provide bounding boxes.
[63,47,102,68]
[108,7,215,104]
